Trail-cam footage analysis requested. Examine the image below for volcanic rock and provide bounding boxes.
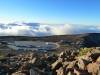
[87,62,100,75]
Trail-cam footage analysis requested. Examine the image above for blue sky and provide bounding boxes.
[0,0,100,25]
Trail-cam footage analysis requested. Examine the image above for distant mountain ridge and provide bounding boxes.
[0,33,100,47]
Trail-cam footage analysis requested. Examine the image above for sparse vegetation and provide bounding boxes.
[0,51,6,60]
[78,47,92,56]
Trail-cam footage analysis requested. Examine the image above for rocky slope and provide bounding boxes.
[0,47,100,75]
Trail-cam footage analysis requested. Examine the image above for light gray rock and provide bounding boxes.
[29,57,36,64]
[12,71,26,75]
[51,60,62,70]
[56,67,64,75]
[67,71,73,75]
[67,61,76,69]
[77,58,87,70]
[96,56,100,63]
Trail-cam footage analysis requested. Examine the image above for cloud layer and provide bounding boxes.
[0,23,100,36]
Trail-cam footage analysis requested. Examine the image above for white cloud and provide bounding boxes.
[0,23,100,36]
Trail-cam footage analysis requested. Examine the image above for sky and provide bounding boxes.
[0,0,100,25]
[0,0,100,36]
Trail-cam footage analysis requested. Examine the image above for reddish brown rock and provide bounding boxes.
[87,62,100,75]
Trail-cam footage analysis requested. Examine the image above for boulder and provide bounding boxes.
[59,52,65,58]
[87,62,100,75]
[90,53,100,61]
[67,61,76,69]
[62,61,69,67]
[77,58,87,70]
[96,56,100,63]
[51,60,62,70]
[59,52,66,62]
[67,71,73,75]
[74,69,80,75]
[12,71,26,75]
[29,57,36,64]
[56,67,64,75]
[29,53,34,60]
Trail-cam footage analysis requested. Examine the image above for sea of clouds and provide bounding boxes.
[0,22,100,36]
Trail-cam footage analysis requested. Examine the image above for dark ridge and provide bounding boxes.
[0,33,100,47]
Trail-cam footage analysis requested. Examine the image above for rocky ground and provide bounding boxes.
[0,47,100,75]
